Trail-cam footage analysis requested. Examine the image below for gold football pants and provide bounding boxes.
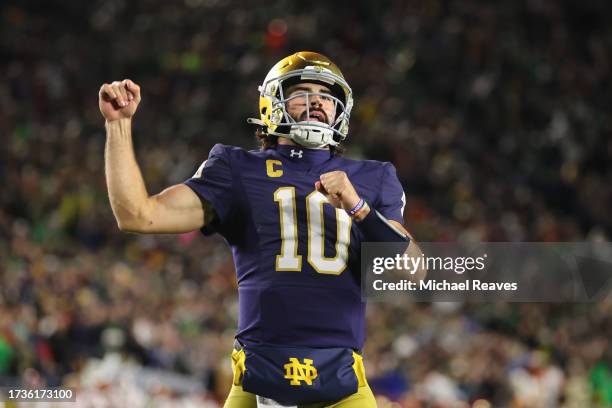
[223,348,377,408]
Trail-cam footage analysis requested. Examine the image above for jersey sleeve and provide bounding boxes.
[183,143,236,235]
[376,162,406,224]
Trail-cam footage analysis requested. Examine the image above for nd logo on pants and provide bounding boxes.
[223,348,378,408]
[284,357,318,385]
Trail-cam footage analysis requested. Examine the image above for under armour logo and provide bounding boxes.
[290,149,303,158]
[284,357,318,386]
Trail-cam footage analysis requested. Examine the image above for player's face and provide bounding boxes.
[284,83,336,126]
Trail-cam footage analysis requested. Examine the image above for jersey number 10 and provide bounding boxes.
[274,187,352,275]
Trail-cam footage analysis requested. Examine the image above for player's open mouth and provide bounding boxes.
[302,111,327,123]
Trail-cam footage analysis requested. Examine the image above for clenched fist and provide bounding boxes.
[98,79,141,122]
[315,171,361,212]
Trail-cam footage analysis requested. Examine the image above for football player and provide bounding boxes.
[99,51,418,407]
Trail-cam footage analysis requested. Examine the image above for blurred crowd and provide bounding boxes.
[1,0,612,406]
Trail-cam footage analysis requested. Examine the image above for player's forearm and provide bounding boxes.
[392,224,426,280]
[104,118,150,231]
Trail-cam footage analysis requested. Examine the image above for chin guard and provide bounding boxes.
[288,121,337,148]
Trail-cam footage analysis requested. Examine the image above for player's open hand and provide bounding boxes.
[315,171,361,212]
[99,79,141,122]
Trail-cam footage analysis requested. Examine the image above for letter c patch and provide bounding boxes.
[266,160,283,177]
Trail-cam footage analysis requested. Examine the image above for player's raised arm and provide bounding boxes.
[99,79,211,234]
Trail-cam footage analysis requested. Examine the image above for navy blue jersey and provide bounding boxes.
[184,144,405,350]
